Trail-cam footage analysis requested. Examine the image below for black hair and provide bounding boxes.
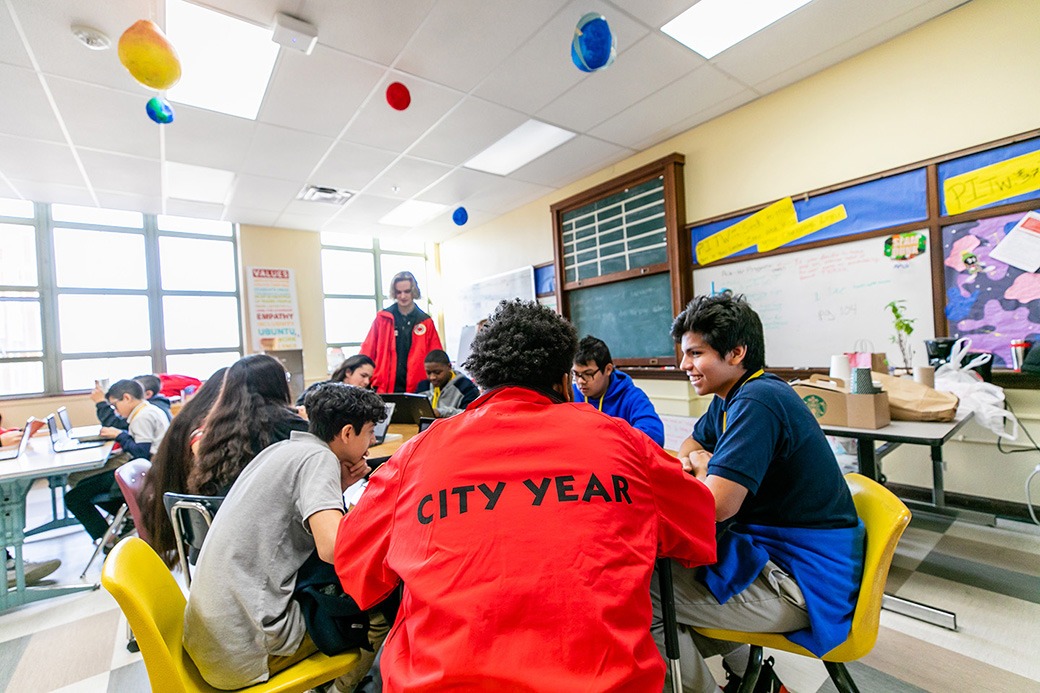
[670,292,766,372]
[574,336,612,370]
[305,382,386,442]
[330,354,376,383]
[389,271,421,299]
[464,299,578,392]
[133,374,162,397]
[107,379,144,401]
[424,349,451,366]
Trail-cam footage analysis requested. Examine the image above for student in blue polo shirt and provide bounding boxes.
[653,293,864,693]
[571,336,665,446]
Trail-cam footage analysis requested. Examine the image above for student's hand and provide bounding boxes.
[99,427,121,440]
[680,449,712,479]
[90,385,106,404]
[0,430,21,446]
[341,456,370,490]
[295,405,308,420]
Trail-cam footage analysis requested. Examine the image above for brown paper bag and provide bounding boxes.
[871,371,958,421]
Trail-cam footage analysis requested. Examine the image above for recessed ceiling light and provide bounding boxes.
[379,200,448,227]
[662,0,813,59]
[166,161,235,204]
[165,0,279,119]
[464,119,576,176]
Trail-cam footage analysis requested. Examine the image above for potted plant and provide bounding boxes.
[885,300,916,376]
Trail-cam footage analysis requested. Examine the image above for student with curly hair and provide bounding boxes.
[335,299,717,691]
[139,367,227,568]
[188,354,307,497]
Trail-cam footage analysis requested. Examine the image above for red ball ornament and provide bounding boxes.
[386,82,411,111]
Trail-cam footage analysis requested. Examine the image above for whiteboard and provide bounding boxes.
[444,267,536,365]
[692,234,935,368]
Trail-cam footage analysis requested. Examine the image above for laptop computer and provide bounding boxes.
[47,414,105,453]
[380,393,436,425]
[373,402,395,445]
[0,418,35,461]
[56,406,106,442]
[418,417,436,433]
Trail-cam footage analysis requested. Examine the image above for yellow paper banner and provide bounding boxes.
[943,149,1040,216]
[695,197,848,265]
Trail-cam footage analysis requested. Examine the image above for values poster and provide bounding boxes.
[247,267,302,351]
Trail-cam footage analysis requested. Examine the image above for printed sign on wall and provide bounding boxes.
[247,267,302,351]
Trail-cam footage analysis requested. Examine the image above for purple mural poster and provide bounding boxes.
[943,210,1040,367]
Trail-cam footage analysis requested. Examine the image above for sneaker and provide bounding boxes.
[722,656,789,693]
[6,558,62,588]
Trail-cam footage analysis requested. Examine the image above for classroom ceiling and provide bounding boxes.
[0,0,968,242]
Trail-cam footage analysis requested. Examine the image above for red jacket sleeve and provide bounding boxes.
[335,460,402,609]
[645,439,717,568]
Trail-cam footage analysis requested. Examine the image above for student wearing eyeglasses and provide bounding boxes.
[572,335,665,446]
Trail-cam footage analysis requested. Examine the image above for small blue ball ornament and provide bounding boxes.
[571,13,616,73]
[452,207,468,226]
[145,96,174,124]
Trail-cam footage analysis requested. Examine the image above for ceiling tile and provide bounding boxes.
[329,193,401,226]
[510,135,631,188]
[310,141,398,191]
[537,32,706,133]
[0,178,19,198]
[165,198,225,219]
[394,0,562,93]
[415,167,504,206]
[408,97,527,167]
[0,2,31,68]
[164,105,256,172]
[79,150,160,196]
[95,190,163,214]
[239,123,333,180]
[227,174,300,212]
[338,73,463,153]
[48,77,159,158]
[280,199,347,220]
[473,0,649,114]
[304,0,437,65]
[223,206,280,227]
[7,179,95,206]
[589,65,751,149]
[0,64,64,142]
[258,45,386,137]
[0,135,85,186]
[603,0,700,29]
[367,156,452,199]
[626,90,757,152]
[461,176,553,213]
[273,213,328,231]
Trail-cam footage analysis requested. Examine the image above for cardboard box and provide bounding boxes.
[791,374,890,429]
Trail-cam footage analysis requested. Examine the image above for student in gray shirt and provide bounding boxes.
[183,383,387,691]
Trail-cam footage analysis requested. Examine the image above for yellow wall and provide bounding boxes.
[439,0,1040,506]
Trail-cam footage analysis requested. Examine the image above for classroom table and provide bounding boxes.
[821,412,979,630]
[368,423,419,459]
[1,437,113,612]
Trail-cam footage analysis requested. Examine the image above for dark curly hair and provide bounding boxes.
[463,299,578,392]
[305,382,387,442]
[670,292,766,372]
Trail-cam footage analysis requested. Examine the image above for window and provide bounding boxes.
[0,201,242,396]
[319,234,429,372]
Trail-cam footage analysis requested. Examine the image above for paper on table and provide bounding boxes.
[990,211,1040,272]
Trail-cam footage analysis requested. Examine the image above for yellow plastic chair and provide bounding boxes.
[694,473,912,693]
[101,537,360,693]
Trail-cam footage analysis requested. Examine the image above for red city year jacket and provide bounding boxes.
[360,309,443,394]
[334,386,717,692]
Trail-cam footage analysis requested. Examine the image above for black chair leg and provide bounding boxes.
[824,661,860,693]
[738,645,763,693]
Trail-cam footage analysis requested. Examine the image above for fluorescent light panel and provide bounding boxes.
[166,0,279,119]
[166,161,236,204]
[379,200,448,227]
[662,0,813,59]
[464,120,575,176]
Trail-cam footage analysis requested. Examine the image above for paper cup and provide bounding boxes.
[829,354,851,385]
[913,365,935,388]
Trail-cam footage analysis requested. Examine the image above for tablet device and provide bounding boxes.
[418,417,435,433]
[380,393,436,425]
[373,402,395,445]
[0,418,35,461]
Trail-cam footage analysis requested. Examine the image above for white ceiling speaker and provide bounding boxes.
[70,25,111,50]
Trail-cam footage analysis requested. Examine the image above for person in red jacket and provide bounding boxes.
[335,299,717,692]
[360,271,443,393]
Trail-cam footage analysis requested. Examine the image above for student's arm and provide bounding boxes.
[645,439,716,568]
[95,399,128,429]
[308,508,345,563]
[112,431,153,459]
[626,390,665,446]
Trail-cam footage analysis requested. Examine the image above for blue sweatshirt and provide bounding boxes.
[573,369,665,446]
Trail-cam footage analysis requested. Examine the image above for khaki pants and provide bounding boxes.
[650,561,809,693]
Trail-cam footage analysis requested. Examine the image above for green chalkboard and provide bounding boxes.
[568,272,675,360]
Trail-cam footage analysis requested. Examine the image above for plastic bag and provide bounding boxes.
[934,338,1017,440]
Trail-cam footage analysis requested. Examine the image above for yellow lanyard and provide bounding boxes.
[431,371,454,409]
[721,369,764,434]
[580,388,606,411]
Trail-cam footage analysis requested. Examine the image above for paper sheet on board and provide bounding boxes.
[989,211,1040,272]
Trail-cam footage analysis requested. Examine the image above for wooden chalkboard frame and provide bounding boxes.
[686,128,1040,384]
[551,154,688,366]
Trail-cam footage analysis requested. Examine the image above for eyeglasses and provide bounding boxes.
[570,368,600,383]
